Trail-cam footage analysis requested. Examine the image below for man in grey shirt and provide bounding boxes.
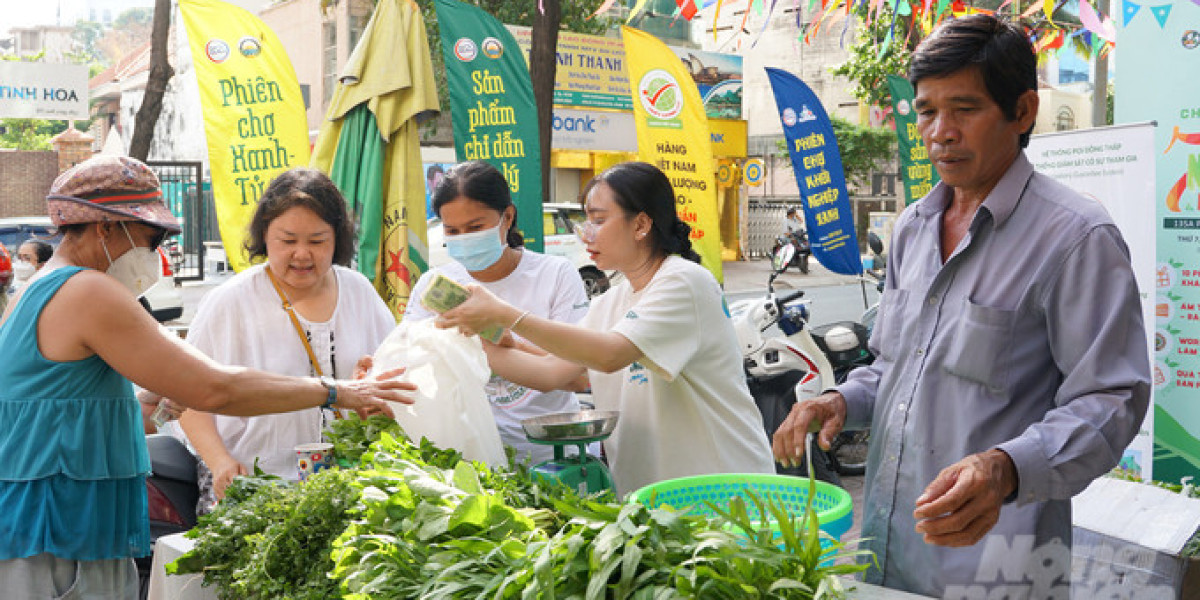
[772,14,1150,598]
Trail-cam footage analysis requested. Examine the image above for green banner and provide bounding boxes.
[434,0,543,252]
[1116,0,1200,484]
[886,75,939,205]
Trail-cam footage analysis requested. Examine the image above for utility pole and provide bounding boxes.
[1092,0,1110,126]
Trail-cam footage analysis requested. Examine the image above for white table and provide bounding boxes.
[147,533,219,600]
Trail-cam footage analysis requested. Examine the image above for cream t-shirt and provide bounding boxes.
[581,256,775,495]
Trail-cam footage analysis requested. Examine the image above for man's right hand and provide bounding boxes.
[772,391,847,468]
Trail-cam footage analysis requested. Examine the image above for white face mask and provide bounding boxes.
[101,222,161,296]
[13,260,35,282]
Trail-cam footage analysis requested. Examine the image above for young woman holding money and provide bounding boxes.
[405,161,592,465]
[175,168,398,513]
[436,161,774,495]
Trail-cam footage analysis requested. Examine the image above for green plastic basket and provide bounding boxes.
[629,473,854,542]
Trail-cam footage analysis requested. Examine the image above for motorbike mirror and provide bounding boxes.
[867,232,884,256]
[773,244,795,273]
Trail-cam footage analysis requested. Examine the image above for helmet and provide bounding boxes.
[824,325,860,353]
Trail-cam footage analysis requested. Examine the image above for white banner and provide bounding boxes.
[1028,122,1157,480]
[551,108,637,152]
[0,61,89,120]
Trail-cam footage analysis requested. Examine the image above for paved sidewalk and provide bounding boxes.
[721,256,868,294]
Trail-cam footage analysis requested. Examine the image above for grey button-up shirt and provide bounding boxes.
[838,153,1150,597]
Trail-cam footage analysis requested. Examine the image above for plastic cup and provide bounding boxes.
[295,442,334,481]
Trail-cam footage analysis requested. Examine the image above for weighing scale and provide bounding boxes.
[521,410,618,496]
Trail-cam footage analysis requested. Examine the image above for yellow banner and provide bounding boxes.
[621,26,722,282]
[180,0,311,272]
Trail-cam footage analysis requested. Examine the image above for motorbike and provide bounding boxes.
[807,232,887,476]
[730,244,840,486]
[137,434,200,599]
[771,229,812,274]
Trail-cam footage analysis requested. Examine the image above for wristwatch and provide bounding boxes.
[318,376,338,410]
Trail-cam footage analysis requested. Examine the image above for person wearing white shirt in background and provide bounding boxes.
[405,161,591,465]
[435,161,775,495]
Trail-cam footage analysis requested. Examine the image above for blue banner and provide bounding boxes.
[765,67,862,276]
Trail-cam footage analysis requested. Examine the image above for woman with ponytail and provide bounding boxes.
[437,162,774,495]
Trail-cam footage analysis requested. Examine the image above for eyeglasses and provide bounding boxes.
[573,220,599,242]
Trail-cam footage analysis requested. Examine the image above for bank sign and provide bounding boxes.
[552,108,637,152]
[0,61,89,120]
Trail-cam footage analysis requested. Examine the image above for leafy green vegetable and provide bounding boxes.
[171,414,871,598]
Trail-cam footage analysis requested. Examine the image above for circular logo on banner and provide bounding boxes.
[782,107,798,127]
[897,99,912,116]
[716,163,733,186]
[453,38,478,62]
[743,158,765,187]
[205,39,231,63]
[637,69,684,120]
[1155,328,1173,357]
[238,36,262,58]
[481,37,504,59]
[1183,30,1200,50]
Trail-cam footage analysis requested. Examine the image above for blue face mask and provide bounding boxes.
[446,222,505,272]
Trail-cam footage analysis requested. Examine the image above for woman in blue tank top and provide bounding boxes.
[0,156,416,598]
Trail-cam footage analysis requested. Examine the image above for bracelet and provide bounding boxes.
[510,310,531,331]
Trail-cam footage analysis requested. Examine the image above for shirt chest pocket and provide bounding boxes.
[943,300,1016,392]
[872,289,909,362]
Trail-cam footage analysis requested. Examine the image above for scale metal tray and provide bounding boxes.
[521,410,619,443]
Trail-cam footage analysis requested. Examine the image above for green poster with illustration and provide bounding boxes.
[886,75,939,205]
[434,0,543,252]
[1116,0,1200,483]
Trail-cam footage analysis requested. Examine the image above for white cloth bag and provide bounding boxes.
[371,319,507,466]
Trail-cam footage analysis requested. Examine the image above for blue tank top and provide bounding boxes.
[0,267,151,560]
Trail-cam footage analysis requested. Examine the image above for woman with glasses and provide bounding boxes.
[436,161,774,495]
[0,156,410,598]
[406,161,591,466]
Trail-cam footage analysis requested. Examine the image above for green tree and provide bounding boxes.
[830,3,916,108]
[0,119,55,150]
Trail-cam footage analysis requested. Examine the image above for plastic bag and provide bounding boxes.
[371,318,506,466]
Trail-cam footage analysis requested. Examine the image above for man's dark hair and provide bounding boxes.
[909,14,1038,147]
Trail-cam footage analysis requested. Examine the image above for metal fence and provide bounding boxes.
[745,199,792,258]
[147,161,210,281]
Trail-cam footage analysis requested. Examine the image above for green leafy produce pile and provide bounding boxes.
[169,414,869,598]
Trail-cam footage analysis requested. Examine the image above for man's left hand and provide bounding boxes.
[913,449,1017,547]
